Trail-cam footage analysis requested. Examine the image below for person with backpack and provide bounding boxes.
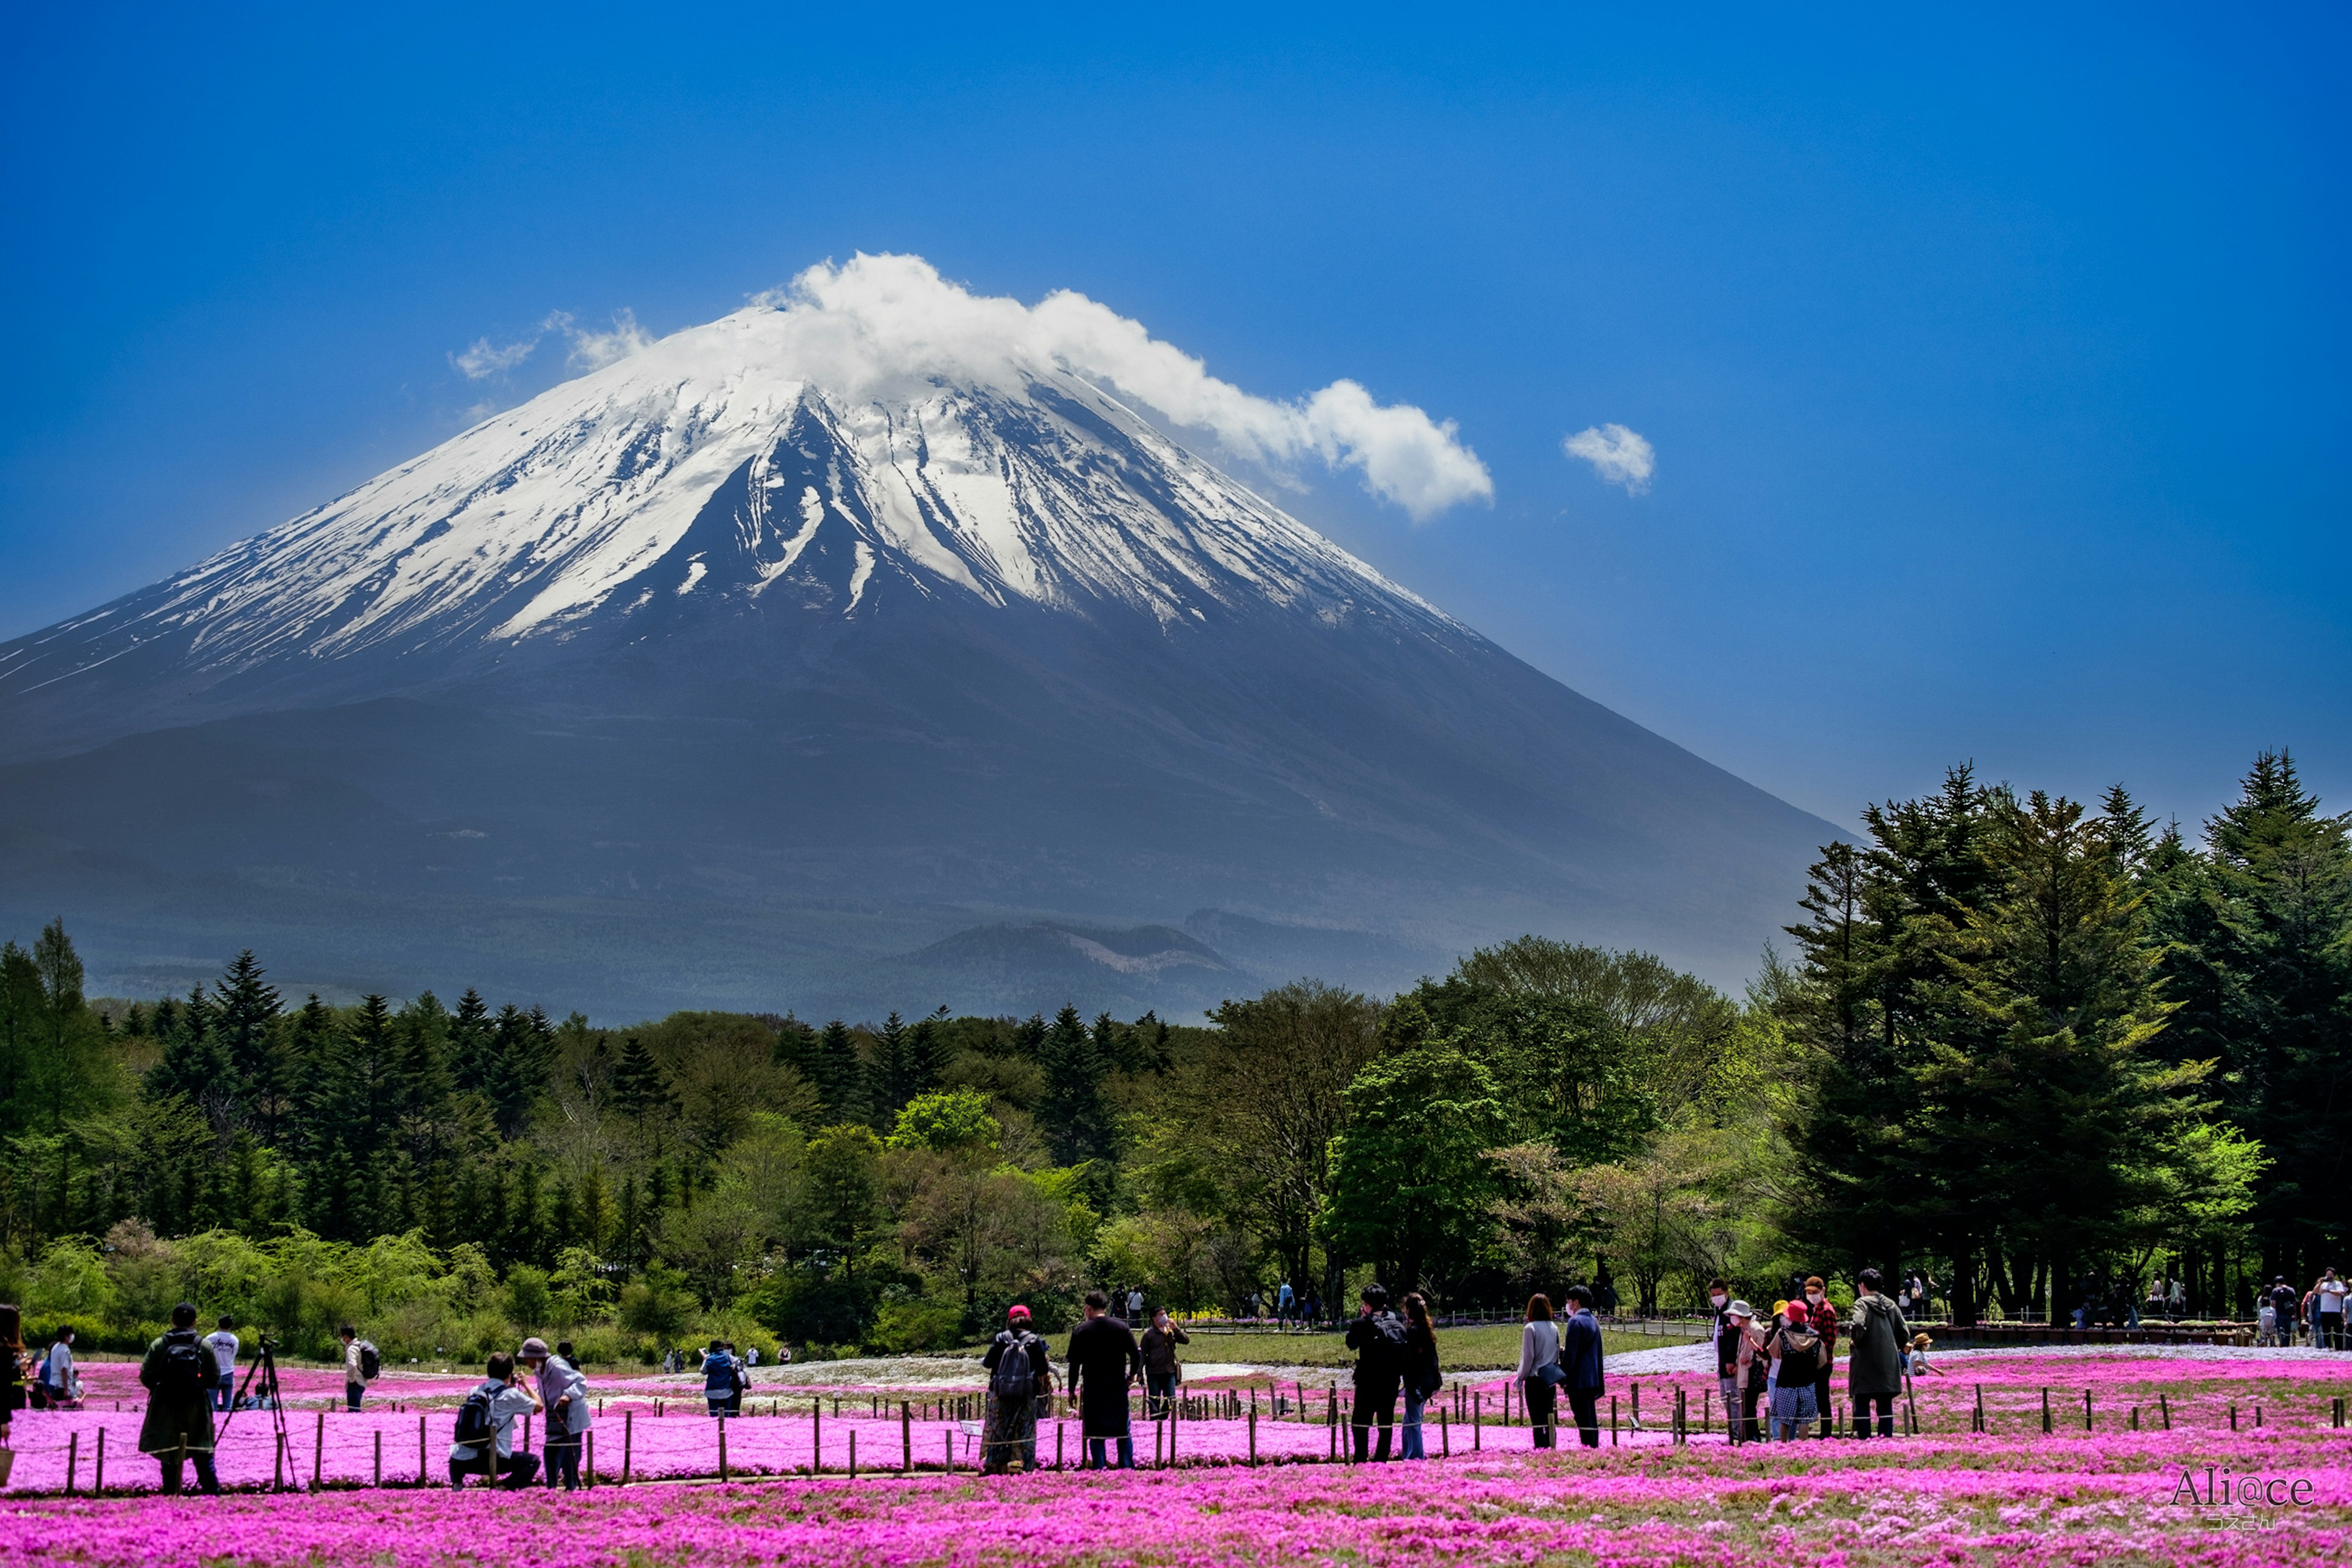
[521,1337,591,1491]
[1067,1291,1142,1469]
[1515,1293,1563,1449]
[1139,1308,1189,1419]
[200,1317,238,1413]
[1847,1268,1911,1438]
[1559,1285,1605,1449]
[1767,1299,1824,1440]
[448,1352,544,1488]
[1344,1284,1409,1461]
[339,1325,378,1412]
[980,1304,1054,1474]
[1398,1292,1441,1459]
[139,1302,220,1494]
[703,1341,744,1417]
[1800,1275,1839,1439]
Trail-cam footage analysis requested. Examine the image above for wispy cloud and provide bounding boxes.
[564,309,654,370]
[1563,423,1656,494]
[450,334,538,380]
[752,254,1493,519]
[449,309,654,382]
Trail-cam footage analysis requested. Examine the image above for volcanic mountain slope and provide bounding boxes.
[0,257,1836,1017]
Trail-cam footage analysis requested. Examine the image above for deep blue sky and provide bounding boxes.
[5,4,2344,830]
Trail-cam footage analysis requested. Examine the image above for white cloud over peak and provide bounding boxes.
[564,309,654,370]
[450,309,654,382]
[750,254,1493,519]
[1564,423,1656,494]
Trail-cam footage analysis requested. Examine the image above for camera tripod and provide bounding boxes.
[214,1335,297,1489]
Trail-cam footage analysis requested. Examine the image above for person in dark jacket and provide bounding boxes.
[1846,1268,1911,1438]
[1343,1284,1408,1461]
[1398,1292,1441,1459]
[981,1304,1054,1474]
[1139,1308,1189,1419]
[1066,1291,1142,1469]
[1558,1284,1605,1448]
[0,1305,23,1450]
[140,1302,220,1494]
[703,1341,744,1417]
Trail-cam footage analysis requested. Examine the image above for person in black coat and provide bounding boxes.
[1066,1291,1142,1469]
[1558,1284,1606,1448]
[1343,1283,1408,1461]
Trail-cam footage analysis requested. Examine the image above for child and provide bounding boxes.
[1763,1301,1790,1436]
[2255,1300,2278,1346]
[1907,1332,1940,1377]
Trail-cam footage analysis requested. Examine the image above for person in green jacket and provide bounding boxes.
[140,1302,220,1493]
[1845,1268,1912,1439]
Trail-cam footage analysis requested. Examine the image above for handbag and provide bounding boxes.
[1534,1360,1569,1385]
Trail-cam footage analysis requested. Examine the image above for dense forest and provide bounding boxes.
[0,752,2342,1362]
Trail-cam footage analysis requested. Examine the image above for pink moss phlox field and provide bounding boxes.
[3,1423,2348,1568]
[5,1354,2345,1566]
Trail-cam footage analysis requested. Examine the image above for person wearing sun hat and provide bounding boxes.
[1716,1300,1764,1443]
[519,1336,591,1490]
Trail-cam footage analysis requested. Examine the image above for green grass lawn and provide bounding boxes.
[1016,1323,1672,1370]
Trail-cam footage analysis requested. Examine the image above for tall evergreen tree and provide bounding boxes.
[1037,1003,1114,1167]
[449,988,496,1096]
[212,951,285,1136]
[611,1035,679,1137]
[809,1019,863,1120]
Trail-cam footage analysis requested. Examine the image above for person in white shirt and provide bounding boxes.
[520,1337,592,1491]
[201,1317,239,1411]
[448,1352,544,1488]
[340,1325,365,1411]
[2315,1270,2347,1351]
[39,1326,78,1406]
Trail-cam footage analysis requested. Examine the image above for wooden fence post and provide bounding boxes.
[718,1417,729,1482]
[65,1432,78,1496]
[94,1427,105,1495]
[419,1414,427,1484]
[623,1409,634,1484]
[374,1430,382,1487]
[312,1410,324,1491]
[900,1402,911,1472]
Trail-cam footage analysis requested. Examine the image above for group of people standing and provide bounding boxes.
[1712,1267,1918,1441]
[2258,1268,2350,1348]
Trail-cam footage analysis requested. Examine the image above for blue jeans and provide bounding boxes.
[1085,1436,1134,1469]
[1146,1371,1177,1419]
[1771,1382,1817,1440]
[543,1436,581,1489]
[1400,1389,1427,1459]
[213,1373,235,1412]
[345,1381,364,1412]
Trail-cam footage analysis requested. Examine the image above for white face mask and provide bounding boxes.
[1806,1291,1822,1303]
[1711,1294,1727,1308]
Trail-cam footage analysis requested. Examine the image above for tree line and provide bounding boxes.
[0,750,2339,1359]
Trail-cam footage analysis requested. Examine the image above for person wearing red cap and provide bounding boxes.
[981,1305,1054,1473]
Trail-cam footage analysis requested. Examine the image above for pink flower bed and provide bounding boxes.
[6,1354,2341,1568]
[2,1416,2346,1568]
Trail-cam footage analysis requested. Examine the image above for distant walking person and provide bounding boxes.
[703,1341,744,1417]
[37,1325,78,1408]
[1278,1281,1295,1327]
[1398,1292,1441,1460]
[1344,1284,1409,1461]
[1140,1308,1189,1419]
[1516,1294,1562,1449]
[339,1325,368,1411]
[140,1303,220,1494]
[202,1318,238,1412]
[1067,1291,1142,1469]
[1847,1268,1911,1439]
[1126,1287,1145,1322]
[1559,1285,1605,1449]
[981,1305,1054,1474]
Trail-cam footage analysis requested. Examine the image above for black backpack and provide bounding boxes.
[455,1381,502,1445]
[159,1331,210,1401]
[990,1331,1039,1399]
[358,1341,381,1381]
[1364,1312,1409,1376]
[1777,1322,1822,1381]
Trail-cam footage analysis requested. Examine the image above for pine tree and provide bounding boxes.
[867,1012,911,1121]
[145,984,237,1131]
[212,951,285,1137]
[450,988,496,1095]
[315,995,401,1164]
[483,1004,550,1136]
[1037,1003,1114,1167]
[810,1020,862,1121]
[611,1035,678,1137]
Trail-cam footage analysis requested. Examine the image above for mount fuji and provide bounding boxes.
[0,257,1835,1017]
